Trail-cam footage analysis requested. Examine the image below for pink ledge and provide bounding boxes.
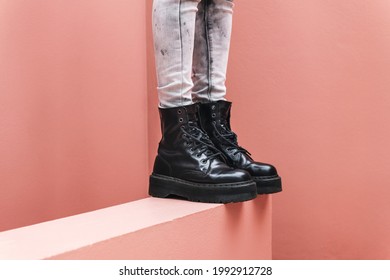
[0,197,272,260]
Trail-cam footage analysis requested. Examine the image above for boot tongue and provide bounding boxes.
[185,104,198,122]
[184,104,216,149]
[217,100,232,121]
[215,101,251,157]
[217,100,232,129]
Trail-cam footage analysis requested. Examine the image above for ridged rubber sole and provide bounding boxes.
[253,175,282,194]
[149,173,257,204]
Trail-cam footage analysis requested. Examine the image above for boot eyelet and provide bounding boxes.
[177,109,182,114]
[201,159,207,164]
[212,113,216,118]
[211,105,216,110]
[179,118,183,122]
[196,154,201,158]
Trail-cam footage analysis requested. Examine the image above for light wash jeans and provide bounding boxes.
[152,0,234,108]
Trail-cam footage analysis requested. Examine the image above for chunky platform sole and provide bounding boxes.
[149,173,257,204]
[253,175,282,194]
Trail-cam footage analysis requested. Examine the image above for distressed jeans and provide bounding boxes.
[152,0,234,108]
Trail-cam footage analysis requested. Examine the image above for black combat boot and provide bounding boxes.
[198,100,282,194]
[149,103,257,203]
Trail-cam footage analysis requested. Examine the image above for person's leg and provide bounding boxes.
[192,0,234,102]
[192,0,283,194]
[152,0,200,108]
[150,0,257,203]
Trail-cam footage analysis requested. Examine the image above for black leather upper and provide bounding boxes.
[153,103,252,183]
[198,100,278,177]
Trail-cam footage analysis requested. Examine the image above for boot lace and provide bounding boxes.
[212,120,253,159]
[181,120,223,163]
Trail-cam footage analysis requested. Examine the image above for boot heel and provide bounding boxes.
[149,174,173,198]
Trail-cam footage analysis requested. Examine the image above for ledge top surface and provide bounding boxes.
[0,198,221,259]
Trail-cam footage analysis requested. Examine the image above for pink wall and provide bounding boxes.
[0,0,149,231]
[228,1,390,259]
